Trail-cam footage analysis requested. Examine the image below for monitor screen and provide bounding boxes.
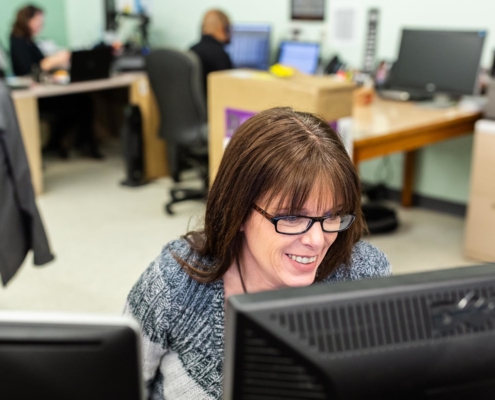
[224,263,495,399]
[277,41,320,75]
[387,29,486,96]
[0,312,144,400]
[225,23,271,70]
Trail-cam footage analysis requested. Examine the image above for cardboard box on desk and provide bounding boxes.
[208,69,356,182]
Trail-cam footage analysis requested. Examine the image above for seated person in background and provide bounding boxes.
[190,9,233,98]
[10,4,102,159]
[125,107,391,400]
[10,4,69,76]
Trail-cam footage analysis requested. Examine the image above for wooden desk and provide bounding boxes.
[353,99,482,206]
[11,73,166,195]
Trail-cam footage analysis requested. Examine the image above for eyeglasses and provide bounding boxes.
[252,204,355,235]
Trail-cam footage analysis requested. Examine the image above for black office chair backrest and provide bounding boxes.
[145,49,206,146]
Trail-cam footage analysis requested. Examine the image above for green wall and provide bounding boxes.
[0,0,68,49]
[17,0,495,205]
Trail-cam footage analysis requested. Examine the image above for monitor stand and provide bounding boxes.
[415,93,458,109]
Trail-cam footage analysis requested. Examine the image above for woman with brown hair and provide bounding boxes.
[10,4,70,76]
[125,107,390,400]
[9,4,102,159]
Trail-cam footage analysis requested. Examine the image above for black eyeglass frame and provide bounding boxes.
[252,204,356,235]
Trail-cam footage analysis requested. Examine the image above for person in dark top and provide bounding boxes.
[10,5,102,159]
[10,5,70,76]
[190,9,233,97]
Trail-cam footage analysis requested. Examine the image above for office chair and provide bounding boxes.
[145,48,208,215]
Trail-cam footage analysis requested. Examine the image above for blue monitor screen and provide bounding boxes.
[225,23,271,70]
[278,41,320,74]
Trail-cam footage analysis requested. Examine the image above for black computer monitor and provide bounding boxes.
[0,312,144,400]
[224,263,495,399]
[385,29,486,99]
[71,46,114,82]
[225,23,271,70]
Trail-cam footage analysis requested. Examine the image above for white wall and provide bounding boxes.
[65,0,104,50]
[65,0,495,67]
[147,0,495,69]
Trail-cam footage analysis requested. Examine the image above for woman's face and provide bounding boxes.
[239,189,339,291]
[29,12,44,36]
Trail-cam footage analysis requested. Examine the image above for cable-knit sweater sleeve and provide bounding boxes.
[124,245,173,395]
[324,240,392,282]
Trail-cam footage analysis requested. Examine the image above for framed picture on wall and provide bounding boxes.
[291,0,325,21]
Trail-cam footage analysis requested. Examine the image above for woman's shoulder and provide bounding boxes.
[10,34,28,44]
[324,240,391,282]
[143,238,203,290]
[125,239,208,314]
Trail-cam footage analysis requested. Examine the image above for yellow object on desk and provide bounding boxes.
[269,63,295,78]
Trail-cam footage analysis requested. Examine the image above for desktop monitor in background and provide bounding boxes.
[0,312,144,400]
[277,41,320,74]
[224,264,495,400]
[71,46,114,82]
[225,23,271,70]
[384,29,486,101]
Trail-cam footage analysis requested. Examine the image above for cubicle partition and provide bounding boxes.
[207,69,356,183]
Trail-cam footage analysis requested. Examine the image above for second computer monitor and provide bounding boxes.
[225,23,271,70]
[277,41,320,75]
[387,29,486,97]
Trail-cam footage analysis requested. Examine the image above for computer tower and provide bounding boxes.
[121,104,147,187]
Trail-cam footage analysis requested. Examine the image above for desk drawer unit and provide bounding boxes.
[464,120,495,261]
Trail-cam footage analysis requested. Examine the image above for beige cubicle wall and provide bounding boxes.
[207,69,356,183]
[464,120,495,262]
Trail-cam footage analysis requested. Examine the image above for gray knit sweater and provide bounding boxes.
[124,239,391,400]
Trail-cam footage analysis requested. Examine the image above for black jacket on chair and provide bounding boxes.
[0,81,54,285]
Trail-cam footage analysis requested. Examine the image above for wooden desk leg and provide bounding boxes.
[13,96,43,195]
[402,150,417,207]
[129,76,168,179]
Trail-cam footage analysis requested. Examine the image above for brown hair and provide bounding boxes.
[11,5,43,39]
[179,107,365,283]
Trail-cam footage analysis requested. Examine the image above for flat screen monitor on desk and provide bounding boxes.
[224,263,495,399]
[0,312,144,400]
[225,23,271,70]
[382,29,486,101]
[277,41,320,75]
[70,46,114,82]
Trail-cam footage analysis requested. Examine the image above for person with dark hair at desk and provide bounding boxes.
[10,4,103,159]
[190,9,233,97]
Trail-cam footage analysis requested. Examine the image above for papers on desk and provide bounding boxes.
[458,96,488,112]
[5,76,33,90]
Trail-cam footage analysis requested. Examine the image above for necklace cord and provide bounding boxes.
[236,254,248,294]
